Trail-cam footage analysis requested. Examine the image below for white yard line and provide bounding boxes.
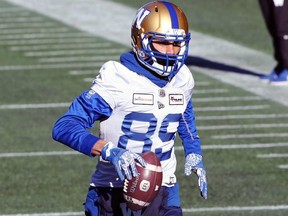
[197,113,288,120]
[10,43,111,51]
[212,133,288,139]
[0,32,91,40]
[83,78,94,83]
[192,96,262,102]
[0,7,25,12]
[194,105,269,112]
[194,81,210,86]
[0,22,57,29]
[0,103,70,109]
[38,55,119,63]
[0,38,97,45]
[199,123,288,130]
[257,153,288,158]
[0,11,32,18]
[193,89,228,94]
[199,143,288,149]
[0,151,79,158]
[0,27,69,34]
[24,48,126,57]
[0,16,44,23]
[0,213,82,216]
[183,205,288,212]
[1,143,288,158]
[0,62,103,71]
[68,70,98,75]
[278,164,288,169]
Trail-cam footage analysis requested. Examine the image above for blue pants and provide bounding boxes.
[84,183,182,216]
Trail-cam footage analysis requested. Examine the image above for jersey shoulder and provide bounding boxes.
[93,60,142,91]
[173,64,195,96]
[178,64,194,86]
[96,60,131,84]
[91,61,140,108]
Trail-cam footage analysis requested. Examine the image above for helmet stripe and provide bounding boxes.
[162,1,179,28]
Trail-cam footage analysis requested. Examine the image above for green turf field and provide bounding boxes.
[0,1,287,216]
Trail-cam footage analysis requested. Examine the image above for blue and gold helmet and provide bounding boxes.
[131,1,191,76]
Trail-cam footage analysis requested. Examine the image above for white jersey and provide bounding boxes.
[91,60,194,187]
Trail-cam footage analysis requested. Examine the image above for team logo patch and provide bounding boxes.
[133,93,154,105]
[159,89,166,97]
[169,94,184,105]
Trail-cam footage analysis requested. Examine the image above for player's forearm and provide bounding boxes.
[52,118,100,157]
[91,139,108,156]
[178,99,202,156]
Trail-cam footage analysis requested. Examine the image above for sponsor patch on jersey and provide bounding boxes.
[169,94,184,105]
[133,93,154,105]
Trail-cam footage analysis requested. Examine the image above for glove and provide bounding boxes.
[184,153,208,199]
[101,142,146,181]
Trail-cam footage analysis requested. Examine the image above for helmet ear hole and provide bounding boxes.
[154,6,158,12]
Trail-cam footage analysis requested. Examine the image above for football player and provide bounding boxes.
[52,1,207,215]
[259,0,288,85]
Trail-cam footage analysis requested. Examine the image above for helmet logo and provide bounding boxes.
[165,29,185,39]
[134,8,150,29]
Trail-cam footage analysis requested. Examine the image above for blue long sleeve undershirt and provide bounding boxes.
[52,91,112,157]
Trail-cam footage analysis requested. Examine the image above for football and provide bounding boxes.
[123,151,163,211]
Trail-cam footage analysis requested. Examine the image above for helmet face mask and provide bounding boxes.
[131,1,191,76]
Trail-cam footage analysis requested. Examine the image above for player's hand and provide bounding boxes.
[184,153,207,199]
[101,142,146,181]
